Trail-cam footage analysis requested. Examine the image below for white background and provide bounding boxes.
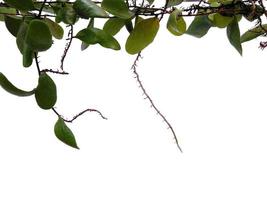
[0,14,267,199]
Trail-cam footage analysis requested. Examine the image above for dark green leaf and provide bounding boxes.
[25,19,53,52]
[186,15,212,38]
[4,15,22,37]
[4,0,34,11]
[241,24,267,43]
[44,18,64,40]
[0,72,35,96]
[167,9,186,36]
[56,6,78,25]
[76,27,121,50]
[81,18,94,51]
[35,73,57,110]
[227,17,242,55]
[208,13,233,28]
[54,117,79,149]
[126,17,159,55]
[16,22,29,54]
[103,18,125,36]
[101,0,134,19]
[73,0,108,19]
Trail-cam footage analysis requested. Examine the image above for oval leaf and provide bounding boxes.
[16,22,29,54]
[25,19,53,52]
[227,17,242,55]
[54,117,79,149]
[35,73,57,110]
[186,15,212,38]
[76,27,121,50]
[44,18,64,40]
[0,73,35,96]
[101,0,134,19]
[73,0,108,19]
[241,24,267,43]
[126,17,159,54]
[209,13,233,28]
[103,18,125,36]
[167,9,186,36]
[4,15,22,37]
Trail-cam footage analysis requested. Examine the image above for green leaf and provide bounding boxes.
[147,0,155,5]
[167,9,186,36]
[0,7,16,21]
[241,24,267,43]
[0,72,35,96]
[16,22,29,54]
[22,45,34,67]
[76,27,121,50]
[4,15,23,37]
[126,17,159,55]
[56,6,78,25]
[227,17,242,55]
[25,19,53,52]
[186,15,212,38]
[35,73,57,110]
[73,0,108,19]
[101,0,134,19]
[43,18,64,40]
[81,18,94,51]
[103,18,125,36]
[4,0,34,11]
[54,117,79,149]
[208,13,233,28]
[167,0,183,7]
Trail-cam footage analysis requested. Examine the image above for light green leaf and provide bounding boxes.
[76,27,121,50]
[208,13,233,28]
[0,7,16,21]
[227,17,242,55]
[241,24,267,43]
[44,18,64,40]
[103,18,125,36]
[25,19,53,52]
[54,117,79,149]
[35,73,57,110]
[0,72,35,96]
[4,15,22,37]
[126,17,159,55]
[101,0,134,19]
[167,9,186,36]
[167,0,183,7]
[4,0,34,11]
[73,0,108,19]
[186,15,212,38]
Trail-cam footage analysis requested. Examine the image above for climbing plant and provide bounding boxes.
[0,0,266,151]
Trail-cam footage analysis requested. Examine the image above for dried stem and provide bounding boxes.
[60,25,73,71]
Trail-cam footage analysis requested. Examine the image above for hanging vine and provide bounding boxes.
[0,0,266,151]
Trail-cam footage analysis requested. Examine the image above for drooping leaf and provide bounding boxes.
[241,24,267,43]
[22,45,34,67]
[4,15,22,37]
[0,72,35,96]
[0,7,16,21]
[35,73,57,110]
[55,6,78,25]
[54,117,79,149]
[101,0,134,19]
[4,0,34,11]
[186,15,212,38]
[81,18,94,51]
[208,13,233,28]
[16,22,29,54]
[73,0,108,19]
[167,0,183,7]
[227,17,242,55]
[126,17,159,55]
[25,19,53,52]
[167,9,186,36]
[76,27,121,50]
[103,18,125,36]
[44,18,64,40]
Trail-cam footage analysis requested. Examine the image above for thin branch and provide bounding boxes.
[131,53,183,153]
[52,107,108,123]
[60,25,74,71]
[41,69,69,75]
